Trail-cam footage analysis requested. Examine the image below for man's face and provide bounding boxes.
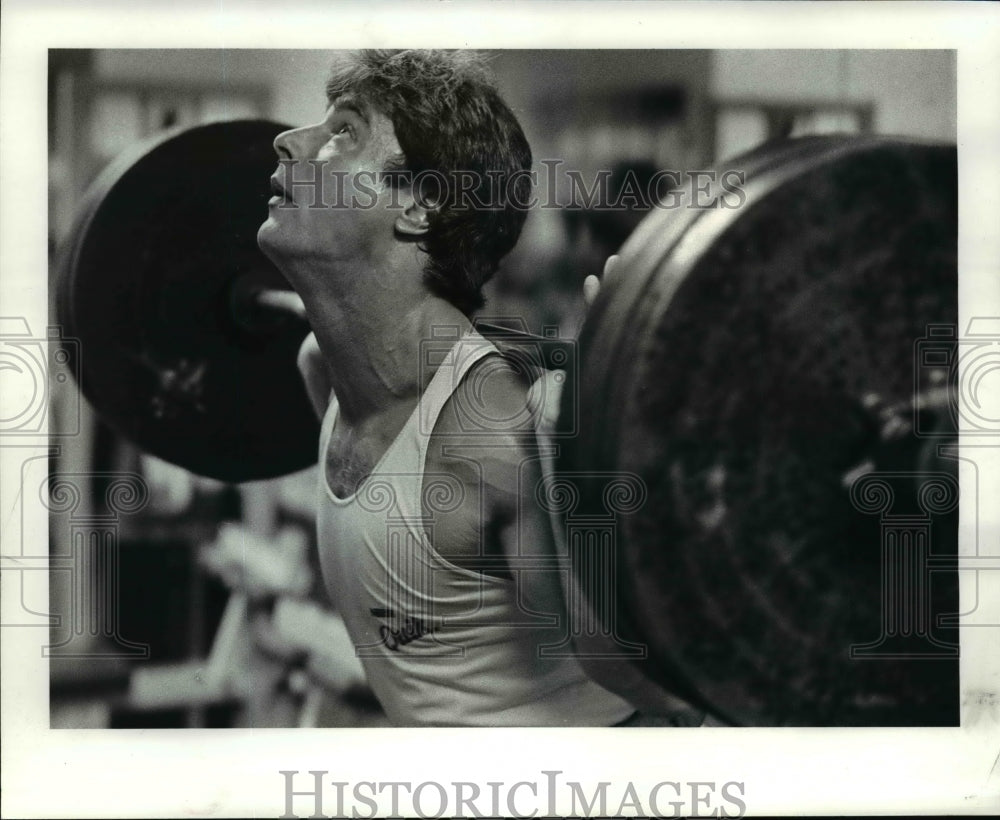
[257,94,405,275]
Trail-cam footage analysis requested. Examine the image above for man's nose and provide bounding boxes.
[273,125,312,160]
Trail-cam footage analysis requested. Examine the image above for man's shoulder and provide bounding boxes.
[426,352,542,505]
[437,351,535,442]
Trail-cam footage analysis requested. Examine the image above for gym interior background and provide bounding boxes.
[46,49,957,729]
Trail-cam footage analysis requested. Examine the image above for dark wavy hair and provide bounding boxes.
[325,50,533,315]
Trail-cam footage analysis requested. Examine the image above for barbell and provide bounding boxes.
[56,120,957,726]
[57,121,315,481]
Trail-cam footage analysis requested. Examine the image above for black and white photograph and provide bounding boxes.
[2,2,999,817]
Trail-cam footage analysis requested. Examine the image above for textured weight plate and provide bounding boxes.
[559,136,958,725]
[57,120,319,483]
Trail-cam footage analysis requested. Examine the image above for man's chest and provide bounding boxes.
[323,411,502,571]
[324,401,414,499]
[325,429,387,500]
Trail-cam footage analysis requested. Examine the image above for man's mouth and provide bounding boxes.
[269,176,293,204]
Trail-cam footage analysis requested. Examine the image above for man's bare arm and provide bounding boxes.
[436,362,570,621]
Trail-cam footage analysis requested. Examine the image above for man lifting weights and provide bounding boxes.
[257,49,635,726]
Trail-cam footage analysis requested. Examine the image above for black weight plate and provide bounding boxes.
[57,119,319,482]
[559,136,958,725]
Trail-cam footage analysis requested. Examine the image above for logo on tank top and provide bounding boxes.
[370,607,437,651]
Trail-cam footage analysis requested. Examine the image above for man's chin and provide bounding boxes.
[256,219,285,263]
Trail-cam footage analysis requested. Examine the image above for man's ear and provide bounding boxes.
[394,201,433,237]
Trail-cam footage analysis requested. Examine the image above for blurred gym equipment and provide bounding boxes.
[55,122,957,726]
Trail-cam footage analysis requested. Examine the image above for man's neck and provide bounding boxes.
[297,267,473,425]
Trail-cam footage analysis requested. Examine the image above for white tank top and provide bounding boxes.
[316,330,634,726]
